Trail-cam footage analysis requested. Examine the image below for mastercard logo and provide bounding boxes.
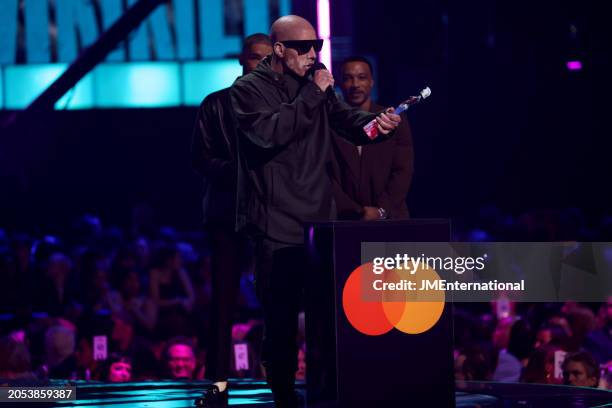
[342,262,446,336]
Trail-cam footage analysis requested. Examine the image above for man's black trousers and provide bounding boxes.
[206,225,249,381]
[255,237,306,405]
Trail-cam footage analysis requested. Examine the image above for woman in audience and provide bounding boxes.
[98,353,132,383]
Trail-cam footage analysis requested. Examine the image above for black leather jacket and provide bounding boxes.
[191,87,238,226]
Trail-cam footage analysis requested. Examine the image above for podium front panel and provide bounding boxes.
[305,219,455,407]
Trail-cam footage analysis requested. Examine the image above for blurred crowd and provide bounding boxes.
[454,300,612,390]
[453,206,612,390]
[0,207,610,389]
[0,214,303,383]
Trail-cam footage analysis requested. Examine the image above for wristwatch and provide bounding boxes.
[377,207,388,219]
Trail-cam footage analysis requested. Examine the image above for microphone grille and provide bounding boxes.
[420,87,432,99]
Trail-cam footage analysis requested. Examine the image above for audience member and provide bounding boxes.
[599,362,612,390]
[0,252,23,314]
[111,269,157,334]
[34,253,81,317]
[150,246,195,339]
[562,351,600,388]
[521,345,562,384]
[110,312,157,380]
[44,325,77,379]
[564,304,596,352]
[493,319,533,382]
[99,353,132,383]
[0,336,35,380]
[162,336,198,380]
[534,323,569,349]
[295,344,306,381]
[79,250,119,314]
[492,316,514,351]
[455,345,493,381]
[584,297,612,365]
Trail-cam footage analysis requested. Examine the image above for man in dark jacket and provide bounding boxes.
[230,15,401,407]
[191,33,272,407]
[331,56,414,220]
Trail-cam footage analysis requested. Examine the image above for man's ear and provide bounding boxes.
[273,43,284,58]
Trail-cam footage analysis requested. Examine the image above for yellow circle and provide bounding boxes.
[382,265,446,334]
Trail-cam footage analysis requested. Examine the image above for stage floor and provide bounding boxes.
[47,379,280,407]
[6,379,610,407]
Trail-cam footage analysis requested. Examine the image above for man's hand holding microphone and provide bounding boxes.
[313,67,335,94]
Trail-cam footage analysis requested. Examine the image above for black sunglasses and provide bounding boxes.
[279,39,324,55]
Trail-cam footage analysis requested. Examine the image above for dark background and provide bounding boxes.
[1,0,611,233]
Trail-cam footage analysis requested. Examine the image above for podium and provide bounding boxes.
[304,219,455,407]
